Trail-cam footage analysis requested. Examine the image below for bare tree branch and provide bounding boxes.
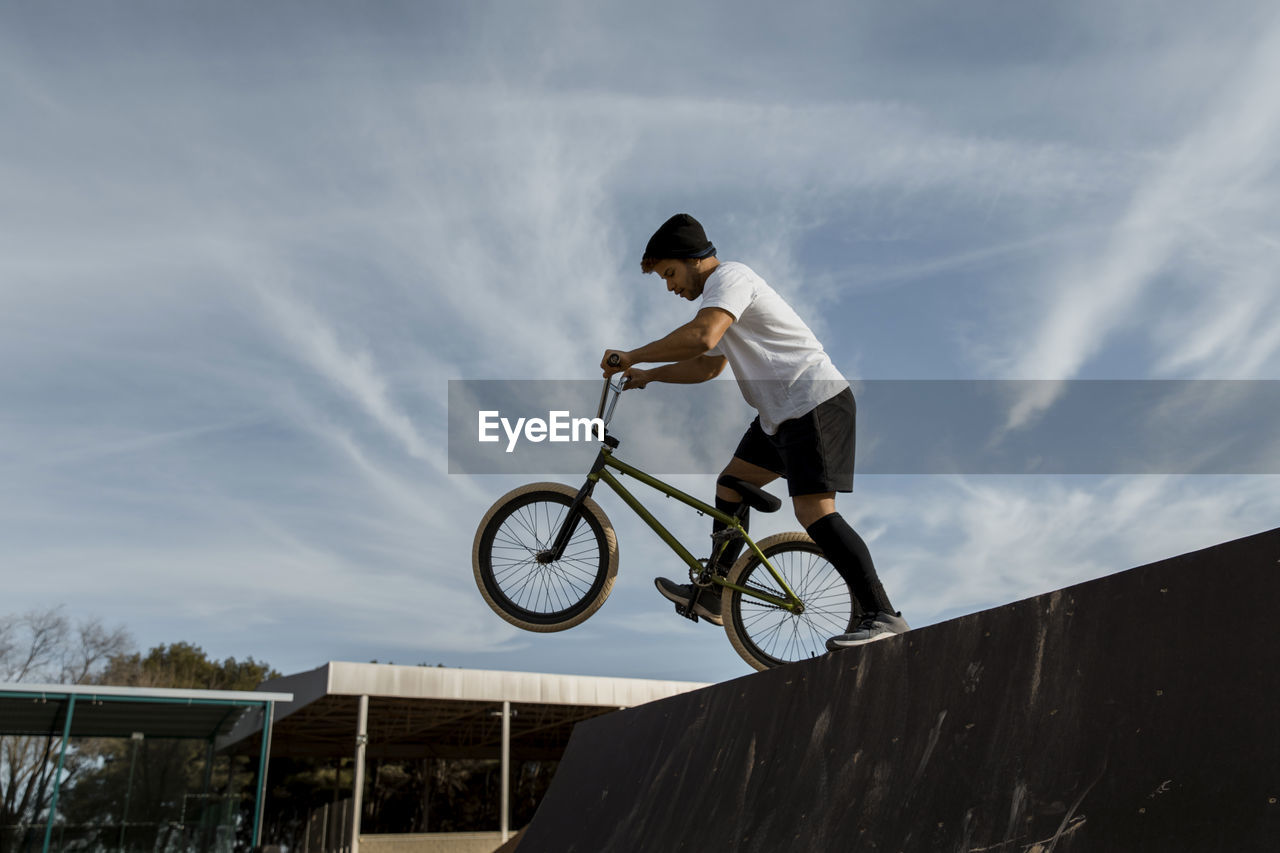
[2,607,69,683]
[0,606,133,838]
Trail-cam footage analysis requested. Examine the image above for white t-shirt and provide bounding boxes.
[701,261,849,434]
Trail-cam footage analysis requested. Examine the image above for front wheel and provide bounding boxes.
[722,532,861,670]
[472,483,618,632]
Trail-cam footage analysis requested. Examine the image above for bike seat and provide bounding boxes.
[717,475,783,514]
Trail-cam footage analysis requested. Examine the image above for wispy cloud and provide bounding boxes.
[3,1,1277,684]
[254,285,435,462]
[1151,238,1280,378]
[992,10,1280,428]
[860,474,1278,622]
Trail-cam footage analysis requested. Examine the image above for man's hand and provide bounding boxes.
[601,350,632,376]
[621,368,651,390]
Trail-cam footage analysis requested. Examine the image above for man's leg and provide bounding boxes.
[712,456,780,570]
[770,389,908,647]
[655,455,779,626]
[794,493,894,613]
[795,494,909,647]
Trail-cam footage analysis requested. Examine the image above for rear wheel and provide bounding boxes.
[722,532,860,670]
[472,483,618,632]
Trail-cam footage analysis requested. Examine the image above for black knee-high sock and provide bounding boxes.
[711,495,749,573]
[805,512,894,614]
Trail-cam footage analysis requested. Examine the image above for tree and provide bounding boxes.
[99,642,275,692]
[0,607,131,853]
[0,607,129,685]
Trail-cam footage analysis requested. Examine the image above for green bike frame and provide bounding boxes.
[561,443,804,614]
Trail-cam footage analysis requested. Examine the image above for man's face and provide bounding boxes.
[654,259,702,300]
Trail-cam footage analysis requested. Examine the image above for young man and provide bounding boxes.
[600,213,908,649]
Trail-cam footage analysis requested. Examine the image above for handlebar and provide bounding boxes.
[597,353,626,425]
[597,372,626,424]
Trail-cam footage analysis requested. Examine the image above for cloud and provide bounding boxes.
[991,9,1280,428]
[858,474,1278,623]
[2,1,1277,684]
[253,284,436,463]
[1151,237,1280,378]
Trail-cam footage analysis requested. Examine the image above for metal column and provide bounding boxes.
[251,700,275,848]
[118,732,143,853]
[500,700,511,843]
[41,695,77,853]
[198,737,216,853]
[351,694,369,853]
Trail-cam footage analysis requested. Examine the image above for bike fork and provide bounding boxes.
[544,455,607,561]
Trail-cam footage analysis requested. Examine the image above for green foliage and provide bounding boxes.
[100,642,278,692]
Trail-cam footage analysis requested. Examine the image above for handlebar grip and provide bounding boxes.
[607,353,621,367]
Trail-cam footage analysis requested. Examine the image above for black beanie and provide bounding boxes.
[643,213,716,262]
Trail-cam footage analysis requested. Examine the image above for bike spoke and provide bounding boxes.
[733,546,854,665]
[484,495,607,619]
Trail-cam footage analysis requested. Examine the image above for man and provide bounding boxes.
[600,213,907,648]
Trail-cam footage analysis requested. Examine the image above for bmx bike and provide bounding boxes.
[471,372,862,671]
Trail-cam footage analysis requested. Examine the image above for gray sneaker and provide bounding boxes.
[825,611,910,650]
[654,577,723,626]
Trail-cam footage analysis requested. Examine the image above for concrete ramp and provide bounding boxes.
[514,527,1280,852]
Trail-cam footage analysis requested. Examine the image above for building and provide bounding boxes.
[0,682,291,853]
[224,662,708,853]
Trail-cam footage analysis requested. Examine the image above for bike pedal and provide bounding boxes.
[674,602,700,623]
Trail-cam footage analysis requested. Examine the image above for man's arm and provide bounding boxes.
[623,354,727,389]
[601,307,733,375]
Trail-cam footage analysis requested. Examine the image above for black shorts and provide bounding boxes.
[732,388,856,496]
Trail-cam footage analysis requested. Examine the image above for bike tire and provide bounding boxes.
[472,482,619,632]
[722,531,860,670]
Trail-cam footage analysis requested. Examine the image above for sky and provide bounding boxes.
[2,0,1278,685]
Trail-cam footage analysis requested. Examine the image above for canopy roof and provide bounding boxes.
[223,661,709,761]
[0,682,292,742]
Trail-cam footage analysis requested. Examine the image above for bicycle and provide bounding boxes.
[470,369,862,671]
